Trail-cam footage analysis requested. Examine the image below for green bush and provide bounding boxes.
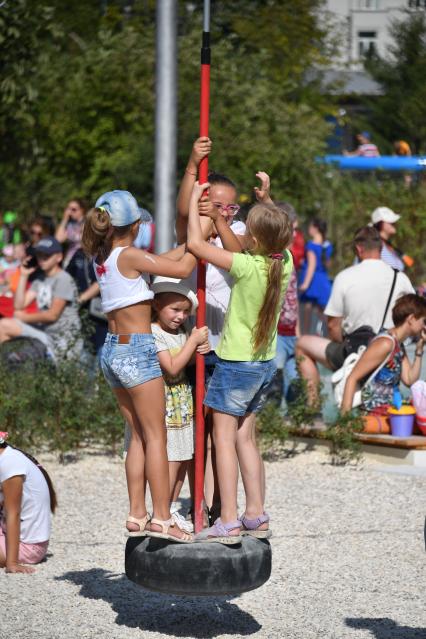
[326,411,364,465]
[0,358,123,460]
[256,401,289,450]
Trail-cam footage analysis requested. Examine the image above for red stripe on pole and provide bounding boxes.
[194,62,210,534]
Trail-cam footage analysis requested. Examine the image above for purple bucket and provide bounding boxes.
[389,414,415,437]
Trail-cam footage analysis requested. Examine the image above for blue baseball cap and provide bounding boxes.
[95,190,141,227]
[34,236,63,255]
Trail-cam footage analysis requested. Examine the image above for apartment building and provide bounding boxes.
[325,0,425,68]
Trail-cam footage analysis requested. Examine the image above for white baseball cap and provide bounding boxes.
[151,276,198,314]
[371,207,400,225]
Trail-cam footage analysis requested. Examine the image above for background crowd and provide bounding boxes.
[0,145,423,422]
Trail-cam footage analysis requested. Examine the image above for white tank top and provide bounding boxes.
[94,246,153,313]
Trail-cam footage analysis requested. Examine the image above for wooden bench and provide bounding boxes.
[355,433,426,449]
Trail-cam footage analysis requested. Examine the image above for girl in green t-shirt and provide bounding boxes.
[187,181,293,544]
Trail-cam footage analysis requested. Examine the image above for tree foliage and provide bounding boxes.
[0,0,333,218]
[366,10,426,154]
[2,0,424,283]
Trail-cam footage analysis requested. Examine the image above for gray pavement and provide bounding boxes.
[0,448,425,639]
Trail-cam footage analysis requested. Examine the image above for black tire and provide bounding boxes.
[125,535,272,596]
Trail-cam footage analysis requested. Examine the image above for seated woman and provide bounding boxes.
[341,294,426,415]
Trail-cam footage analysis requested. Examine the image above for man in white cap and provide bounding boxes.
[371,206,408,271]
[296,226,414,406]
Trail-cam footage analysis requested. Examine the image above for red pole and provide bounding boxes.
[194,12,211,534]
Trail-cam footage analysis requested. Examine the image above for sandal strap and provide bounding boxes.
[211,518,241,537]
[150,517,173,534]
[126,514,150,529]
[150,517,192,541]
[240,511,270,530]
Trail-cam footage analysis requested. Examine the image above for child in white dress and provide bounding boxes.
[151,277,210,531]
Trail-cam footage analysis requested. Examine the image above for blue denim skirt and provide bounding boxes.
[100,333,162,389]
[204,358,276,417]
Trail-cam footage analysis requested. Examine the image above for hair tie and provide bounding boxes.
[269,253,283,260]
[98,206,108,214]
[0,431,9,444]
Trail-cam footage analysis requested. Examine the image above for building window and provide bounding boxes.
[357,0,380,9]
[358,31,377,57]
[408,0,426,9]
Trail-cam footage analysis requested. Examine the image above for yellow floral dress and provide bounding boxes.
[151,323,194,461]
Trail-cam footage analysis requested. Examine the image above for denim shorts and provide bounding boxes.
[204,358,277,417]
[100,333,162,389]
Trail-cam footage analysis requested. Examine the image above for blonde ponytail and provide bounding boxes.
[246,203,292,353]
[253,257,284,352]
[81,207,112,262]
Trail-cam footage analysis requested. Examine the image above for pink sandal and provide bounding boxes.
[126,513,150,537]
[146,516,193,544]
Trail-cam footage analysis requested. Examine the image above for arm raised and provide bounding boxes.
[187,182,234,272]
[176,137,212,243]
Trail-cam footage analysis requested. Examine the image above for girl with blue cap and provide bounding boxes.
[82,190,210,543]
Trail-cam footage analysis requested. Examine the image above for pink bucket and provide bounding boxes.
[416,414,426,436]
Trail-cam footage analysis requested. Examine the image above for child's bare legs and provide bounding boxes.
[115,378,187,539]
[204,413,220,512]
[212,410,240,534]
[237,412,268,531]
[204,424,214,508]
[0,318,24,342]
[169,461,188,502]
[249,415,265,503]
[114,389,147,532]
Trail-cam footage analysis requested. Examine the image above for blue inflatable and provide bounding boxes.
[320,155,426,171]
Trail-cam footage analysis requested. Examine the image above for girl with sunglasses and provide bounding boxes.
[187,181,293,543]
[176,139,272,522]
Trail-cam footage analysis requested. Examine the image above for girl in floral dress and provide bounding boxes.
[341,294,426,415]
[151,277,210,531]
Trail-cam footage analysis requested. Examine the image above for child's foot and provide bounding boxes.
[126,513,150,537]
[196,518,242,545]
[239,512,272,539]
[208,502,221,527]
[186,503,209,528]
[146,515,193,543]
[170,507,194,533]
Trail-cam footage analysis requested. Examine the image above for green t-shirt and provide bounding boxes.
[215,250,293,362]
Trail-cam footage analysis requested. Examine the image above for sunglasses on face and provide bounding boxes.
[212,203,240,216]
[30,229,42,237]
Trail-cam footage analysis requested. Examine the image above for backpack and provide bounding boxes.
[331,334,396,409]
[342,269,398,358]
[0,337,48,371]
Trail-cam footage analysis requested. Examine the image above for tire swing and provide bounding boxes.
[125,1,271,596]
[125,536,271,597]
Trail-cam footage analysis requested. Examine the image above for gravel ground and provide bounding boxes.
[1,446,425,639]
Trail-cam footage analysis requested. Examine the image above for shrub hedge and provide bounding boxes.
[0,358,123,460]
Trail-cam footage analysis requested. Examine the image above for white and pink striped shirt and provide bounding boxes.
[358,143,380,157]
